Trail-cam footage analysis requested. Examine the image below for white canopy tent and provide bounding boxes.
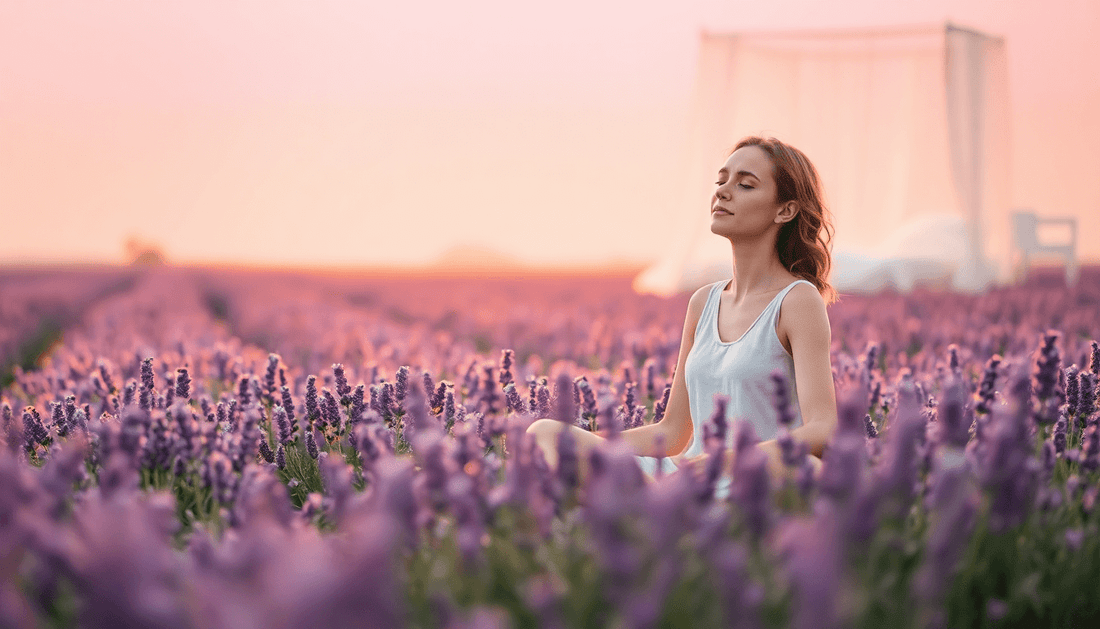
[635,24,1011,295]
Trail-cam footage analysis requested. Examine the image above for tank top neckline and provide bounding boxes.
[711,278,811,346]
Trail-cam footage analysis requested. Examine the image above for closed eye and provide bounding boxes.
[739,183,754,189]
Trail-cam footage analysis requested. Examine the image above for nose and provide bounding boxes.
[715,185,731,202]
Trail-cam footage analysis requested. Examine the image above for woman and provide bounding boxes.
[527,136,838,482]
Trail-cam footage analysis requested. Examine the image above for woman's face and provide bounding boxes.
[709,145,793,240]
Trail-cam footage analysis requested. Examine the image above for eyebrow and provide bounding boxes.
[718,168,760,179]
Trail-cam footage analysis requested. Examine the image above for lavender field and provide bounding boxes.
[2,265,1099,628]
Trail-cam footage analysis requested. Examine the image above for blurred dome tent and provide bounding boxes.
[635,23,1011,295]
[125,237,166,267]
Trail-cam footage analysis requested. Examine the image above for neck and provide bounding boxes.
[727,232,788,301]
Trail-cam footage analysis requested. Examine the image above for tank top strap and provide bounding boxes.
[760,279,816,325]
[692,280,727,340]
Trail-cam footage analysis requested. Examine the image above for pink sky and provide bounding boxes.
[2,0,1098,267]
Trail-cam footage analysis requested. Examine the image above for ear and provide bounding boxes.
[775,201,799,224]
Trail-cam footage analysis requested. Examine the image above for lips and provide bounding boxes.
[711,207,732,215]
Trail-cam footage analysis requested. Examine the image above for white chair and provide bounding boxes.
[1011,210,1078,285]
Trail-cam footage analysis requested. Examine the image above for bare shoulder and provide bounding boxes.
[677,282,717,345]
[687,283,713,312]
[779,282,830,340]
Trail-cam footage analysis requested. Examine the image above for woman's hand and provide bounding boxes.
[669,452,709,472]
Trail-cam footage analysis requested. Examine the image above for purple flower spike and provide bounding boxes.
[1078,372,1097,427]
[1031,330,1063,425]
[174,368,191,400]
[394,366,409,404]
[236,375,250,407]
[332,363,351,400]
[864,414,878,439]
[653,383,671,423]
[265,354,280,402]
[1065,365,1081,419]
[771,370,796,427]
[553,372,576,425]
[935,375,972,448]
[432,381,447,413]
[280,385,296,423]
[777,429,806,468]
[504,383,527,416]
[1090,340,1100,376]
[573,376,596,424]
[422,371,436,408]
[350,384,366,423]
[51,401,67,437]
[499,349,515,387]
[729,444,771,537]
[258,438,275,464]
[915,467,978,610]
[306,429,320,459]
[598,393,620,440]
[97,360,117,394]
[975,354,1002,416]
[273,406,293,444]
[140,357,155,392]
[443,387,457,431]
[305,375,320,427]
[536,380,552,418]
[777,515,844,629]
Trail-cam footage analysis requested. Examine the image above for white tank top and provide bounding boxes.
[635,279,808,476]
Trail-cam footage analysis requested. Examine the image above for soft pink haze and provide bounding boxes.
[2,0,1098,268]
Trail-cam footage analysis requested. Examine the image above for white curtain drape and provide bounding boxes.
[635,24,1010,295]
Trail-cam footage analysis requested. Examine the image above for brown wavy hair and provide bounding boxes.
[733,136,837,304]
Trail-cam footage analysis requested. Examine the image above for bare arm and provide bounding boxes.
[612,284,710,457]
[759,282,837,466]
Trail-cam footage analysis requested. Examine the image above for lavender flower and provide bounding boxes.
[935,375,972,448]
[305,375,320,427]
[174,368,191,400]
[1065,364,1081,419]
[98,360,117,394]
[305,430,319,459]
[422,371,436,408]
[264,353,280,402]
[51,401,67,437]
[394,365,409,404]
[771,369,796,428]
[236,375,251,407]
[1078,372,1097,427]
[443,387,457,432]
[278,385,296,424]
[273,406,293,445]
[331,363,351,401]
[140,357,155,392]
[1091,340,1100,376]
[553,372,577,425]
[1031,330,1063,425]
[379,382,395,424]
[504,383,527,416]
[1053,413,1068,454]
[573,376,596,424]
[864,414,878,439]
[975,354,1001,415]
[498,349,515,387]
[257,438,275,464]
[349,384,366,423]
[320,389,342,434]
[653,383,671,423]
[536,381,552,418]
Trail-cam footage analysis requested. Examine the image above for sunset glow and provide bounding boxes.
[2,0,1097,268]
